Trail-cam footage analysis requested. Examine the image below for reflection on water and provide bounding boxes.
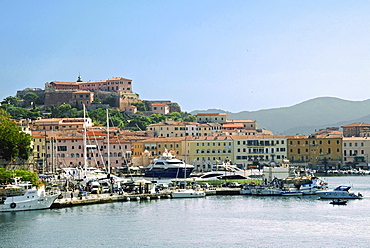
[1,176,370,248]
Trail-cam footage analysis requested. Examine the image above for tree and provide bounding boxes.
[150,114,166,123]
[131,102,147,111]
[0,109,32,161]
[0,168,38,185]
[23,92,39,107]
[1,96,20,107]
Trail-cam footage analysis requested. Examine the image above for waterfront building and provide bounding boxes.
[188,135,234,171]
[342,137,370,169]
[232,135,288,168]
[31,131,47,173]
[131,137,186,166]
[287,132,342,170]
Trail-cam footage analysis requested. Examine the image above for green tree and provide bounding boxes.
[0,109,32,161]
[150,114,166,123]
[23,92,39,107]
[1,96,20,107]
[0,168,39,185]
[5,106,28,119]
[131,102,147,111]
[183,114,196,122]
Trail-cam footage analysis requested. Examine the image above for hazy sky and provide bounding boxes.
[1,1,370,112]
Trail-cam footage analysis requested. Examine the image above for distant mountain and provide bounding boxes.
[191,97,370,135]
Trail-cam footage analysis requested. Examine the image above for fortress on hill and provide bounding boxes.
[17,76,181,113]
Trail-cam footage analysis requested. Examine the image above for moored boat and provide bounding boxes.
[0,178,60,212]
[171,188,206,198]
[144,149,194,178]
[317,186,363,199]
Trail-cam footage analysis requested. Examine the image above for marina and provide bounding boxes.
[1,176,369,248]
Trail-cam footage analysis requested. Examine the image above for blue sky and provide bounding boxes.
[1,1,370,112]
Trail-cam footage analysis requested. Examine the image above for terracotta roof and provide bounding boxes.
[195,113,227,116]
[227,120,255,123]
[135,136,189,143]
[51,82,78,85]
[342,122,370,127]
[107,77,131,81]
[232,135,287,139]
[223,123,244,128]
[151,103,167,106]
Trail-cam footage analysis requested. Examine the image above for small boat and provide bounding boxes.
[317,186,363,199]
[330,199,347,205]
[171,188,206,198]
[0,178,60,212]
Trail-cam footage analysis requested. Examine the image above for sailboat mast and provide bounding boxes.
[83,104,88,178]
[107,109,111,174]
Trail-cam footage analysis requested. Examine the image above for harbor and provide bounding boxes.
[1,175,369,248]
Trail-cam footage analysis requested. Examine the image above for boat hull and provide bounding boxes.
[317,191,362,199]
[144,167,194,178]
[0,194,59,212]
[171,189,206,198]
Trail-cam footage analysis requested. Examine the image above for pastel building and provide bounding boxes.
[232,135,288,167]
[343,137,370,169]
[188,135,234,171]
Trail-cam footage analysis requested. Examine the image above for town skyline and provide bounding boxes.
[2,1,370,112]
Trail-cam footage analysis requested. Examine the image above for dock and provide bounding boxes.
[51,188,240,209]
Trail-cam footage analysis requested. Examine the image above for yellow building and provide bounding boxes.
[188,135,234,171]
[287,133,342,169]
[132,137,186,166]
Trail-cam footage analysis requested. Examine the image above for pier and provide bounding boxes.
[51,188,240,209]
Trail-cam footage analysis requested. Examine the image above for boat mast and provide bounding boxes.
[83,104,88,178]
[107,109,111,174]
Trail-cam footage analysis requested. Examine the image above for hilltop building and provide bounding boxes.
[342,123,370,137]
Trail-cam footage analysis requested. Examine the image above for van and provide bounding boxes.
[90,182,100,194]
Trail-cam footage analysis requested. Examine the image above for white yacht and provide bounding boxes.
[317,186,363,199]
[144,149,194,178]
[0,178,60,212]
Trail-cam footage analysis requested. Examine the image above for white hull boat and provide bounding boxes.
[317,186,363,199]
[0,180,59,212]
[171,189,206,198]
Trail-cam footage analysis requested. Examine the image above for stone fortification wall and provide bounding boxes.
[44,91,74,107]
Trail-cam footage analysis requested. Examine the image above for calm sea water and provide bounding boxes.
[1,176,370,248]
